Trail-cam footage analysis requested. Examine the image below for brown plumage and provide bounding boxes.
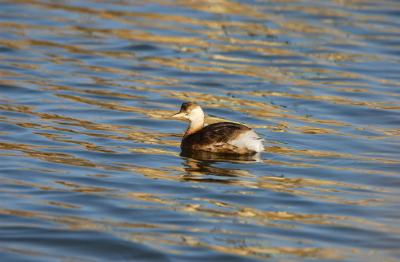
[182,122,251,154]
[172,102,264,155]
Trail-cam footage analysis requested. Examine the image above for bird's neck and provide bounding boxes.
[185,118,204,136]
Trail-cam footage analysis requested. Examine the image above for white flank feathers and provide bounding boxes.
[229,129,264,153]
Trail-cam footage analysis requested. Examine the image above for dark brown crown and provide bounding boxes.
[180,102,198,112]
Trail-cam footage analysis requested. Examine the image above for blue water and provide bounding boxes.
[1,0,400,261]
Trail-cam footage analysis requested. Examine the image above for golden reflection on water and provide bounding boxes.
[1,0,399,261]
[0,186,383,261]
[242,90,400,110]
[1,207,349,260]
[0,94,395,191]
[0,195,370,261]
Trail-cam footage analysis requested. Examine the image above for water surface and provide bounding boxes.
[1,0,400,261]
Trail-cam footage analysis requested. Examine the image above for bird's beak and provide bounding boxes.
[171,111,186,118]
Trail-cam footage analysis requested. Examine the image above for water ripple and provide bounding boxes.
[1,0,399,261]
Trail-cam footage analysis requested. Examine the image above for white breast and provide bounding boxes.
[229,129,264,153]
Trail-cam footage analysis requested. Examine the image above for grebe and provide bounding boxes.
[172,102,264,155]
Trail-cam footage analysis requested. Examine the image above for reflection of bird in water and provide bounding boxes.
[172,102,264,155]
[181,157,254,185]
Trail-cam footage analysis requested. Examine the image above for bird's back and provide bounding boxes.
[181,122,263,154]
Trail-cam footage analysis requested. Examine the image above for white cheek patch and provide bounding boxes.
[188,107,204,122]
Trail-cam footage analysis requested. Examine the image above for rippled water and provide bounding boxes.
[1,0,400,261]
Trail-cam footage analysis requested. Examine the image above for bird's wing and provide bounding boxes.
[196,122,249,145]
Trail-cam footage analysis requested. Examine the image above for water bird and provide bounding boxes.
[172,102,264,155]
